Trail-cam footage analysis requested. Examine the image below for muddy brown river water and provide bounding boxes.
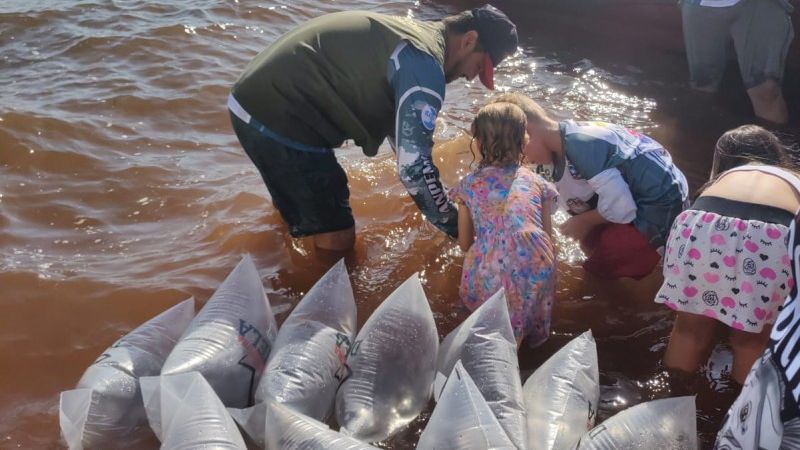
[2,0,798,448]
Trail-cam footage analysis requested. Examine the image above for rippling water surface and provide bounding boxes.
[0,0,768,448]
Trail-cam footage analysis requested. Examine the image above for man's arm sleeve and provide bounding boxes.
[389,43,458,237]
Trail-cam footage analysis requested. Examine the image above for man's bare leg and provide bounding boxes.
[313,226,355,251]
[747,79,789,125]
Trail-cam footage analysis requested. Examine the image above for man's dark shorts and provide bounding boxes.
[230,113,354,238]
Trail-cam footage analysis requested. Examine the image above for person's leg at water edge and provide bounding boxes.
[680,1,734,93]
[731,0,794,124]
[311,227,356,252]
[729,325,773,385]
[657,202,796,396]
[664,311,719,375]
[229,112,356,251]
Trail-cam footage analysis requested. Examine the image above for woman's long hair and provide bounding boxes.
[698,125,798,194]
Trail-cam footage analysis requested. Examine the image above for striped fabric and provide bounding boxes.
[771,213,800,404]
[785,418,800,449]
[714,189,800,448]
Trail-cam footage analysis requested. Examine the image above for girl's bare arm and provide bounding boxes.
[457,203,474,252]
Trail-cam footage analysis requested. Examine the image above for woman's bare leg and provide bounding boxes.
[664,312,718,374]
[729,325,772,384]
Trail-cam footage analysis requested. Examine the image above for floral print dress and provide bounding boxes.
[450,165,557,346]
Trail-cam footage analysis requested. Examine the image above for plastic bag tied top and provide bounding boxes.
[336,273,439,443]
[418,360,516,450]
[140,371,246,449]
[574,396,698,450]
[161,255,278,408]
[265,398,380,450]
[436,289,526,449]
[59,298,195,449]
[257,259,357,420]
[523,330,599,450]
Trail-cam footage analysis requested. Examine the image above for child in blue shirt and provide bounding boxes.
[491,93,689,279]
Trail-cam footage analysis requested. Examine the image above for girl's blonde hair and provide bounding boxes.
[471,102,529,168]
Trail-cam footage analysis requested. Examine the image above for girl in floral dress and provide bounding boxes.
[450,102,557,346]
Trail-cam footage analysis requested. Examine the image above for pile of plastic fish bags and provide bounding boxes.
[60,255,698,449]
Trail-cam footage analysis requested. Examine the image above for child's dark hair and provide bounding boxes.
[699,125,798,194]
[710,125,794,179]
[470,102,528,169]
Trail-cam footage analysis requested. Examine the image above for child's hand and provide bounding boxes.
[559,210,607,242]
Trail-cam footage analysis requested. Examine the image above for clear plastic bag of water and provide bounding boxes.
[573,396,697,450]
[59,298,195,449]
[335,273,438,443]
[417,360,515,450]
[255,259,356,420]
[140,371,246,449]
[435,289,525,449]
[160,255,278,407]
[524,330,599,450]
[264,398,380,450]
[228,402,268,448]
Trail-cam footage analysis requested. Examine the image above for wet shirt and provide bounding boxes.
[554,120,688,247]
[231,11,456,237]
[231,11,446,157]
[390,42,457,237]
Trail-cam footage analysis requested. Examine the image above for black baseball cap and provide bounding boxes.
[473,4,518,90]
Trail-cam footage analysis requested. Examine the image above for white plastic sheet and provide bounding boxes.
[59,298,195,449]
[256,259,356,420]
[160,255,278,407]
[140,371,246,449]
[336,273,439,443]
[523,330,599,450]
[417,360,515,450]
[263,399,380,450]
[436,289,525,449]
[574,396,698,450]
